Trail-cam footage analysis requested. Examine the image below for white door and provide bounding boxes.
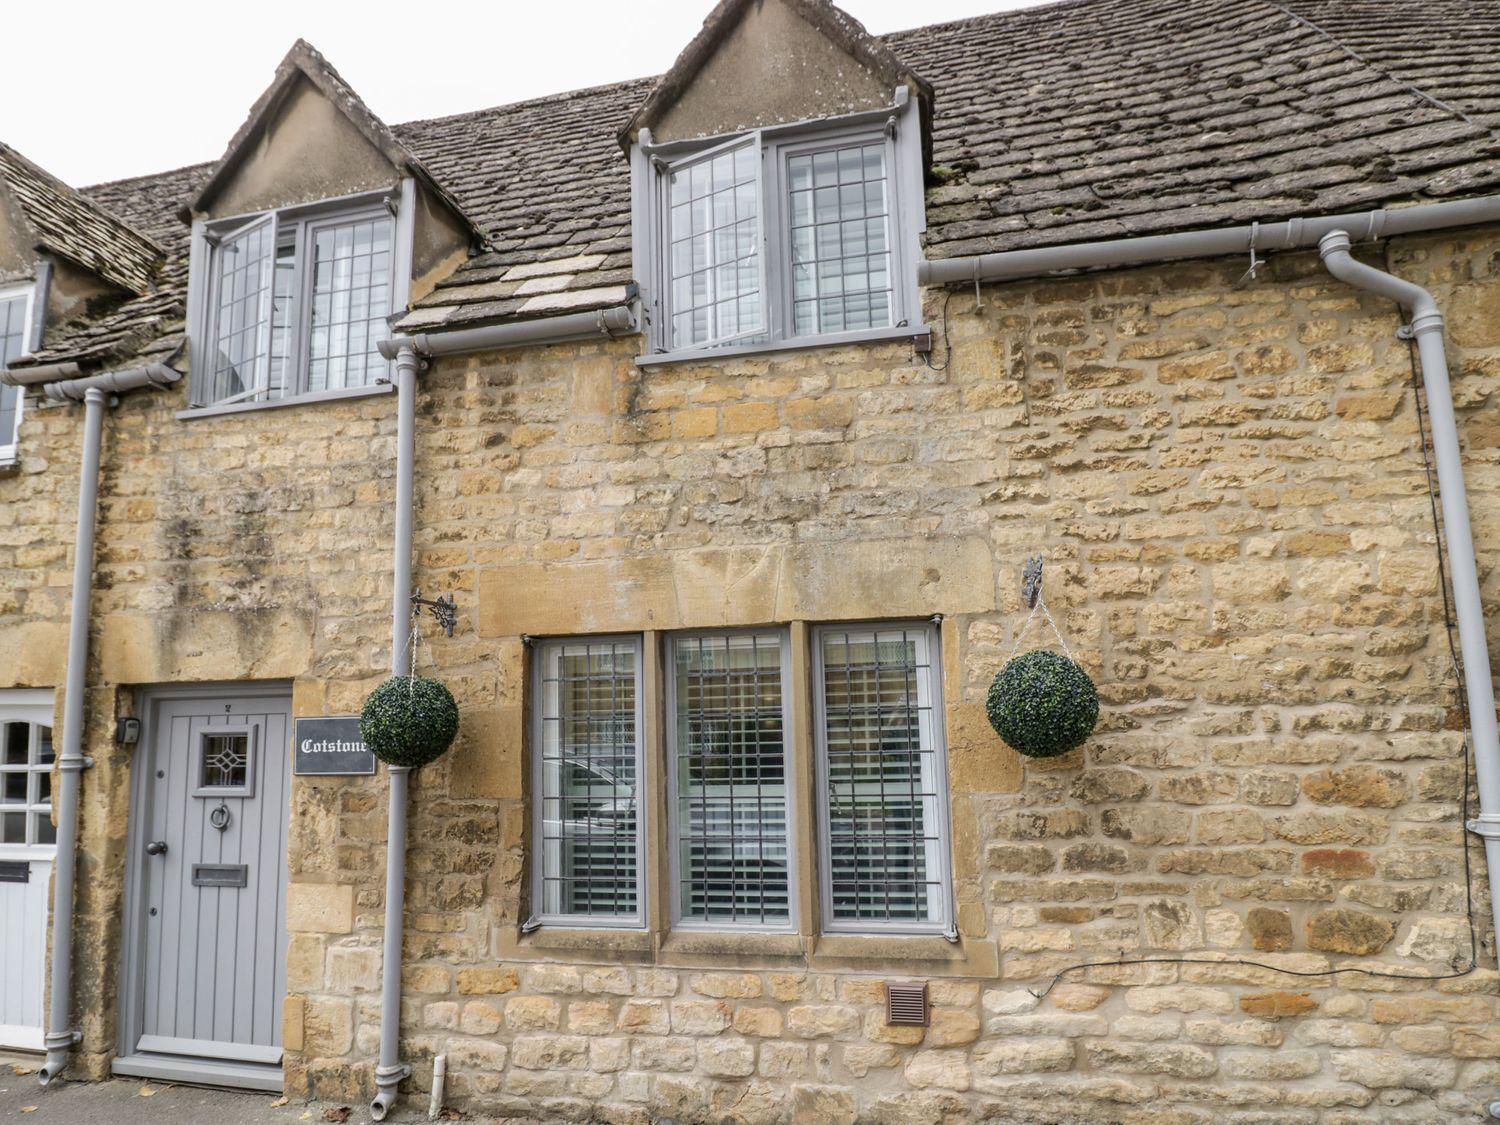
[0,691,55,1052]
[122,688,291,1084]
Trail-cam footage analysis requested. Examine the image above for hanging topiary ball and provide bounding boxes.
[361,675,460,769]
[986,650,1099,759]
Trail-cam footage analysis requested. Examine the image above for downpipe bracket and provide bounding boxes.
[1466,813,1500,840]
[371,1062,412,1121]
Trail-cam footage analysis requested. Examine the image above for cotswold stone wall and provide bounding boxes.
[3,225,1499,1121]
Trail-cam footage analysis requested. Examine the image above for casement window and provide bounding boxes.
[532,637,645,927]
[528,622,951,937]
[0,714,54,848]
[632,92,926,362]
[188,192,402,411]
[667,631,795,930]
[0,283,36,461]
[813,623,951,932]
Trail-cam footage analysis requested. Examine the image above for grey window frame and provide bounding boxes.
[192,725,258,798]
[631,88,927,365]
[810,620,955,937]
[0,281,37,462]
[665,628,798,934]
[529,634,648,930]
[186,187,405,411]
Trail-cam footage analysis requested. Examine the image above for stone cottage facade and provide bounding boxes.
[3,0,1500,1120]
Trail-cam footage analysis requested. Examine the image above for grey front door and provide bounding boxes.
[124,687,292,1075]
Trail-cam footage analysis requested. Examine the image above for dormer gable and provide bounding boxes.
[185,38,478,245]
[620,0,932,154]
[0,143,165,297]
[181,40,481,414]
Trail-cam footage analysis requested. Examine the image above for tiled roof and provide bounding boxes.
[0,143,165,295]
[30,0,1500,365]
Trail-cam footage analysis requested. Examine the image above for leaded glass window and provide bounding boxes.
[641,108,921,359]
[534,638,643,924]
[670,632,792,928]
[0,720,55,848]
[815,623,950,930]
[196,199,394,409]
[1,287,34,456]
[665,139,763,350]
[788,142,892,335]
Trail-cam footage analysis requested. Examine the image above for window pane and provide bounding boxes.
[819,625,946,926]
[307,215,394,391]
[0,293,28,447]
[537,639,641,921]
[201,732,250,790]
[674,633,791,927]
[784,141,894,338]
[209,218,277,405]
[666,140,764,350]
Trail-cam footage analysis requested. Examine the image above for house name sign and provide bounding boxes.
[293,715,377,776]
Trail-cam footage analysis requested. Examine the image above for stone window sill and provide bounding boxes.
[501,923,996,976]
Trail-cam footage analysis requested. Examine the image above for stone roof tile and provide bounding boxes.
[31,0,1500,363]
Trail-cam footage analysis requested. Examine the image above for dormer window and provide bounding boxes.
[0,284,35,461]
[190,192,399,410]
[632,90,926,364]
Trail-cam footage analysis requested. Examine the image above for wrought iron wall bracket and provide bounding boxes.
[411,590,458,637]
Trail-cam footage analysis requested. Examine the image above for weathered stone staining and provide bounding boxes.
[1,230,1496,1119]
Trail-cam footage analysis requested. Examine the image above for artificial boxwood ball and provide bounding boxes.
[986,650,1099,759]
[361,675,460,769]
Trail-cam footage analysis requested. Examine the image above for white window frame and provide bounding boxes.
[810,621,954,937]
[631,88,928,365]
[0,690,55,861]
[186,185,413,414]
[0,281,38,463]
[529,634,648,930]
[665,628,798,934]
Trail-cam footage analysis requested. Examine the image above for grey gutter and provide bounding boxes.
[1317,230,1500,970]
[0,361,183,1086]
[377,304,637,361]
[370,344,420,1122]
[916,196,1500,287]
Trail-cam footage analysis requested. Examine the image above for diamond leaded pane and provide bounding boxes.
[201,732,250,790]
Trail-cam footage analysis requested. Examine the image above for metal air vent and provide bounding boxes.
[885,980,929,1026]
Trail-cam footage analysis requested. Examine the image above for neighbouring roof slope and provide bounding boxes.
[0,143,165,295]
[28,0,1500,365]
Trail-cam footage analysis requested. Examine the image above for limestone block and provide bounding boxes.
[447,707,522,799]
[286,883,354,934]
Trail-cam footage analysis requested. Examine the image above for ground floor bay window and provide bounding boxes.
[527,622,953,937]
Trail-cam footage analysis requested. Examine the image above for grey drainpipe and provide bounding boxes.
[0,361,182,1085]
[366,303,636,1118]
[371,343,420,1122]
[1319,231,1500,965]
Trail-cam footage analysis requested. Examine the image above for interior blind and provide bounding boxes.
[673,632,791,926]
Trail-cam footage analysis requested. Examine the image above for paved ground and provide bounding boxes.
[0,1058,444,1125]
